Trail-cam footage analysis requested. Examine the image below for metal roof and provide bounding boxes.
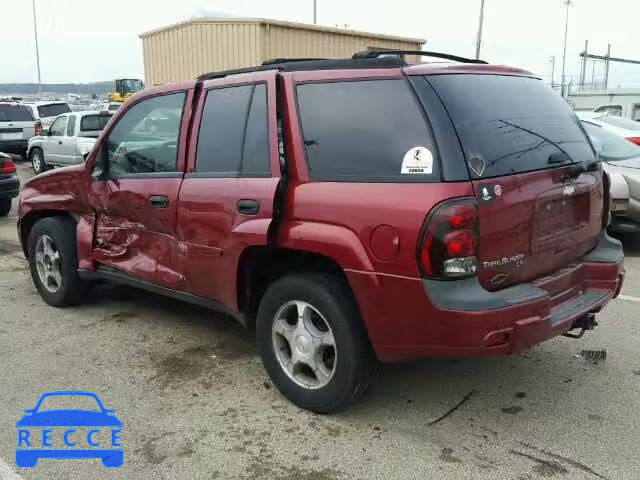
[139,18,426,45]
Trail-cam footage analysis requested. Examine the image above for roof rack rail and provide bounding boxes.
[262,57,328,65]
[352,50,488,65]
[197,56,407,81]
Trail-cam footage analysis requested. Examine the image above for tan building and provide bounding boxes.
[140,18,426,86]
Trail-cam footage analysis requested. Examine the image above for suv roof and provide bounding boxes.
[197,49,494,81]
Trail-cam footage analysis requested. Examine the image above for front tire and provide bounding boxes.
[0,198,11,216]
[256,273,376,413]
[27,216,86,307]
[29,147,47,174]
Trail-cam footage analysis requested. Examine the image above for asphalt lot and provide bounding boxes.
[0,161,639,480]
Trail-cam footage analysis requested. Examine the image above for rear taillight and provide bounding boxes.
[626,137,640,145]
[419,199,479,278]
[602,171,611,229]
[0,158,16,174]
[34,120,42,136]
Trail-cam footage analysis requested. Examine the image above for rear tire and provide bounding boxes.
[0,198,11,216]
[27,216,86,307]
[29,147,47,174]
[256,273,376,413]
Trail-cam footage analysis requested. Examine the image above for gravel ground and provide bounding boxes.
[0,161,638,480]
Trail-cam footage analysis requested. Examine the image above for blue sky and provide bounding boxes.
[3,0,640,88]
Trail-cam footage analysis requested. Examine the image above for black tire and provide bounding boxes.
[29,147,47,174]
[27,216,86,307]
[0,198,11,216]
[256,273,376,413]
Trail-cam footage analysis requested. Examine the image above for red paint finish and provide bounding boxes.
[17,65,624,363]
[472,168,603,291]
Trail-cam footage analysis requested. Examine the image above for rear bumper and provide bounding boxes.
[0,175,19,199]
[348,233,624,361]
[0,139,27,154]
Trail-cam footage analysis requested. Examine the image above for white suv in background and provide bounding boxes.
[0,101,36,158]
[23,101,72,131]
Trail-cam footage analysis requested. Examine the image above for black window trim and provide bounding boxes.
[193,80,272,178]
[293,76,444,183]
[99,90,188,181]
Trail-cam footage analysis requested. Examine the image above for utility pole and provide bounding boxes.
[32,0,42,98]
[560,0,572,99]
[550,56,556,87]
[313,0,317,24]
[474,0,485,60]
[579,39,588,87]
[603,43,611,90]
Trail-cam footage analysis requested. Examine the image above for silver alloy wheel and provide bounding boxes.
[34,235,62,293]
[31,150,42,172]
[272,300,337,389]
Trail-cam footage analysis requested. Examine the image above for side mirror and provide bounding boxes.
[91,147,108,181]
[46,129,52,136]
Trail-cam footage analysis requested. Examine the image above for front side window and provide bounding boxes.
[102,92,185,177]
[296,79,438,182]
[195,83,270,176]
[66,115,76,136]
[49,116,67,137]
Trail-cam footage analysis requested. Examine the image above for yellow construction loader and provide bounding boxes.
[108,78,145,103]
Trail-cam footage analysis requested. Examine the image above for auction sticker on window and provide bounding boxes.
[401,146,433,175]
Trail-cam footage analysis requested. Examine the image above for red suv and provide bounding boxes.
[18,52,624,412]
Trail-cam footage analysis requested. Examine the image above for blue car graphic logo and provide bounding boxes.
[16,391,123,468]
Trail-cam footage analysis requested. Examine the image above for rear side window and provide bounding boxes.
[195,83,270,176]
[37,103,71,118]
[80,114,111,131]
[0,104,33,121]
[425,75,596,179]
[66,115,76,136]
[296,79,438,182]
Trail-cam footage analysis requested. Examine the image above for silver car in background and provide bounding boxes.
[27,110,112,174]
[581,119,640,232]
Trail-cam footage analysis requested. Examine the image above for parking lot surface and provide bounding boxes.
[0,161,639,479]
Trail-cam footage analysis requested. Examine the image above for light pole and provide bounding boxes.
[313,0,317,24]
[474,0,485,60]
[32,0,42,98]
[560,0,572,99]
[550,56,556,87]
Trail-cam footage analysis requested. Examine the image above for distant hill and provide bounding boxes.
[0,82,112,96]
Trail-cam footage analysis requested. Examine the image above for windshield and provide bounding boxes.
[119,79,144,95]
[425,75,596,179]
[38,103,71,118]
[0,104,33,121]
[594,115,640,130]
[582,121,640,161]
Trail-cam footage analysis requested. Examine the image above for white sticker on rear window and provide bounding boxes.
[401,146,433,174]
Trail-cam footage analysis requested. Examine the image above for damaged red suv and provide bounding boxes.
[18,51,624,412]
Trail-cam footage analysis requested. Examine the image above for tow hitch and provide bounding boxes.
[563,313,598,339]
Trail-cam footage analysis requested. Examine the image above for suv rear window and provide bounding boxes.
[37,103,71,118]
[80,114,111,132]
[296,79,438,182]
[0,104,33,122]
[425,75,596,179]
